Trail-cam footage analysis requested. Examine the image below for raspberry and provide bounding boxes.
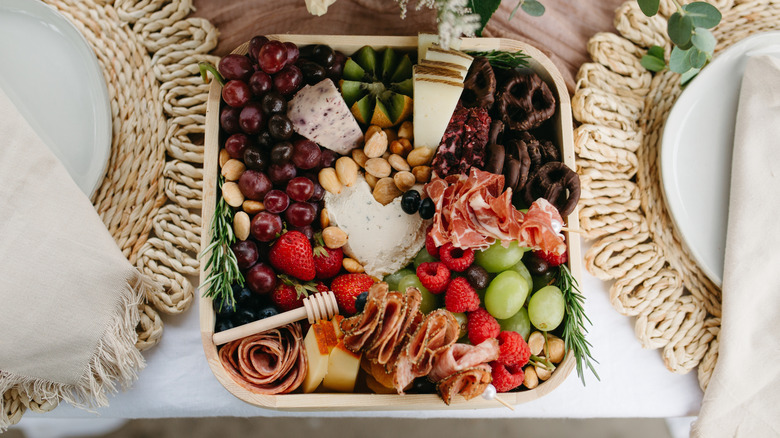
[416,262,451,294]
[534,249,567,267]
[438,243,474,272]
[490,361,525,392]
[466,308,500,345]
[444,277,480,313]
[496,331,531,367]
[425,225,439,258]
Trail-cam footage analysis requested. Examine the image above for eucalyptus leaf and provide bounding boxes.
[691,27,716,53]
[683,2,722,29]
[668,12,694,47]
[470,0,502,36]
[688,47,708,69]
[521,0,545,17]
[641,54,666,72]
[669,46,692,74]
[647,45,665,60]
[637,0,660,17]
[677,39,694,51]
[680,67,701,85]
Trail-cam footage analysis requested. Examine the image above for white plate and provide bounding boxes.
[660,31,780,287]
[0,0,111,197]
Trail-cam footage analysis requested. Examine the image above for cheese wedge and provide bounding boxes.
[412,64,463,82]
[425,46,473,71]
[301,320,339,393]
[418,33,462,60]
[418,59,468,80]
[322,341,362,392]
[413,78,463,149]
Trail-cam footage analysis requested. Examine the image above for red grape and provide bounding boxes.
[270,141,293,164]
[220,106,241,134]
[256,131,274,150]
[238,170,272,200]
[292,138,321,170]
[243,147,268,171]
[273,65,303,96]
[326,51,347,80]
[309,182,325,202]
[258,40,288,74]
[224,133,251,159]
[267,114,293,140]
[284,42,300,65]
[286,176,314,202]
[285,202,316,227]
[239,102,265,135]
[249,71,272,96]
[219,54,253,81]
[222,80,251,108]
[246,262,277,294]
[267,162,297,185]
[250,211,282,242]
[261,91,287,114]
[248,35,270,61]
[264,189,290,214]
[298,60,326,85]
[231,240,259,270]
[318,148,338,169]
[289,225,314,240]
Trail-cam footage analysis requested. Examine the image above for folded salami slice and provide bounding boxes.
[218,323,307,395]
[428,338,500,382]
[392,309,460,391]
[436,364,493,405]
[370,287,423,367]
[341,282,389,352]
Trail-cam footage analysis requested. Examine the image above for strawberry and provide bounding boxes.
[330,273,376,314]
[269,231,316,281]
[271,275,318,312]
[313,233,343,279]
[315,281,329,293]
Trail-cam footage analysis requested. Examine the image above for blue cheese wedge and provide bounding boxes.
[287,79,363,155]
[324,175,428,278]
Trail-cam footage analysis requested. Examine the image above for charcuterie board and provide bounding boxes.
[199,35,580,410]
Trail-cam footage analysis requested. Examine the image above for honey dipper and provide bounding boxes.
[213,291,339,346]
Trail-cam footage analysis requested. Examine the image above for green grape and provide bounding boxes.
[474,240,527,273]
[498,307,531,341]
[532,270,557,292]
[484,270,530,319]
[414,247,437,269]
[528,285,565,331]
[509,260,533,294]
[397,274,439,314]
[383,268,414,291]
[450,311,468,339]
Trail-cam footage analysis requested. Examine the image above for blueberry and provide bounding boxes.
[215,318,235,333]
[214,298,237,319]
[409,377,435,394]
[354,291,369,313]
[418,198,435,220]
[400,190,422,214]
[234,286,262,308]
[232,308,256,326]
[257,306,279,320]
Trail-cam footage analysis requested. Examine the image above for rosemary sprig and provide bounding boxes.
[466,50,530,69]
[200,174,243,311]
[556,264,599,385]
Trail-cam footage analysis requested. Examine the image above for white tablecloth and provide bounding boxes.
[30,262,703,419]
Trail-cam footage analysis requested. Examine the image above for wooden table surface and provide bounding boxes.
[192,0,627,93]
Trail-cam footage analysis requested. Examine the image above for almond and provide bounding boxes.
[243,200,265,214]
[391,138,413,157]
[343,257,365,273]
[393,171,416,192]
[320,208,330,228]
[364,158,392,178]
[373,177,402,205]
[363,129,388,158]
[388,154,411,172]
[535,364,553,381]
[351,148,368,168]
[523,366,539,389]
[397,121,413,140]
[528,331,545,356]
[219,149,231,167]
[383,128,398,143]
[548,336,566,364]
[335,157,359,187]
[365,125,382,142]
[233,211,250,241]
[221,159,245,181]
[318,168,343,194]
[406,147,434,167]
[222,182,244,208]
[322,226,348,249]
[412,165,433,183]
[364,172,379,189]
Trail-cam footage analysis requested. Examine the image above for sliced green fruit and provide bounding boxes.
[381,47,398,81]
[343,58,367,81]
[340,80,367,106]
[392,78,413,97]
[391,55,413,83]
[350,95,375,125]
[353,46,378,77]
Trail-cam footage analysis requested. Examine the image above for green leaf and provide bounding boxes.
[641,54,666,72]
[647,45,665,60]
[691,27,716,53]
[688,47,708,69]
[637,0,660,17]
[668,12,694,47]
[469,0,502,36]
[521,0,546,17]
[683,2,722,29]
[680,67,701,85]
[669,46,692,74]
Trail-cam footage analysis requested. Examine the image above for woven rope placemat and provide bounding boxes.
[573,0,780,391]
[1,0,217,427]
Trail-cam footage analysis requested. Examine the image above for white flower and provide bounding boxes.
[305,0,337,16]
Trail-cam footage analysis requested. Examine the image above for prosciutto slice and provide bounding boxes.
[519,198,566,256]
[428,338,500,382]
[218,323,307,395]
[436,365,493,405]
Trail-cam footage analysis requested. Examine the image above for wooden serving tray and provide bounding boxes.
[199,35,581,410]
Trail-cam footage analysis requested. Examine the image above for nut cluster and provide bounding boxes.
[523,331,566,389]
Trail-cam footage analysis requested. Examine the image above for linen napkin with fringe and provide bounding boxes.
[692,55,780,436]
[0,86,160,431]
